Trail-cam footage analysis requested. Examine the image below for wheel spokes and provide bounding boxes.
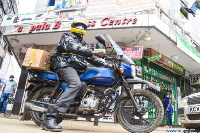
[139,117,151,124]
[144,105,155,113]
[122,97,157,127]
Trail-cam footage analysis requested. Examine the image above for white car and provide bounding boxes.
[178,92,200,129]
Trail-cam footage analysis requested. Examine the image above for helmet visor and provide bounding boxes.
[75,25,85,30]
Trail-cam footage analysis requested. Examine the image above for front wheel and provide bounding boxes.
[117,89,164,133]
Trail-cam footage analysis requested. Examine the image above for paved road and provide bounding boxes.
[0,114,183,133]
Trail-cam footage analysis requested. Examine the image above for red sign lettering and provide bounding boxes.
[16,17,138,33]
[41,22,47,30]
[122,17,127,25]
[36,25,42,31]
[109,19,114,25]
[29,25,36,33]
[17,26,23,32]
[87,21,96,27]
[114,19,121,25]
[132,18,138,24]
[100,17,110,26]
[27,22,58,33]
[45,24,50,30]
[53,21,61,29]
[98,17,138,27]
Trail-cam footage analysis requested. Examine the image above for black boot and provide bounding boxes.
[42,105,62,132]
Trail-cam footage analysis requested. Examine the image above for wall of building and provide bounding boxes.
[0,0,19,91]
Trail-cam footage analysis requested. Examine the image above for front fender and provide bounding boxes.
[115,91,128,108]
[127,78,160,92]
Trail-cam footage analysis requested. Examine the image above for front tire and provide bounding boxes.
[117,89,164,133]
[30,87,63,126]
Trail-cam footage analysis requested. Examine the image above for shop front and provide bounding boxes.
[2,10,200,125]
[133,48,186,125]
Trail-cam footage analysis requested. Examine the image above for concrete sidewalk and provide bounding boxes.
[0,114,184,133]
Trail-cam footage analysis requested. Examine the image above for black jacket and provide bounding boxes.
[50,32,108,73]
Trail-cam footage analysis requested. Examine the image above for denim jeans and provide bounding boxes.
[0,93,11,113]
[167,110,172,126]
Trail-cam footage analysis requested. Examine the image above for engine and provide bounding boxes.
[78,85,108,115]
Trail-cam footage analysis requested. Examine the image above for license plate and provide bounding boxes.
[189,106,200,112]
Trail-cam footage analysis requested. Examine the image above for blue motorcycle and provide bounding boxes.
[22,34,164,133]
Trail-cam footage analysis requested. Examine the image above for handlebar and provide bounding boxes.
[103,55,113,60]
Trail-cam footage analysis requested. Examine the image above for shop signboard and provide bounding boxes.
[54,0,87,11]
[87,17,138,28]
[16,21,65,33]
[1,10,84,27]
[10,21,72,34]
[173,63,184,74]
[147,54,161,62]
[1,12,46,26]
[8,16,139,34]
[144,48,184,75]
[143,66,175,83]
[119,0,156,14]
[121,46,143,59]
[84,0,118,19]
[58,11,81,21]
[177,34,200,63]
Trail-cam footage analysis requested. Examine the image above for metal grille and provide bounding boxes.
[187,114,200,120]
[178,115,186,121]
[178,108,184,115]
[187,96,200,105]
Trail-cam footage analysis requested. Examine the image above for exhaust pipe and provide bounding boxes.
[25,102,47,113]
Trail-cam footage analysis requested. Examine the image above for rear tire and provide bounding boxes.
[117,89,164,133]
[30,87,63,126]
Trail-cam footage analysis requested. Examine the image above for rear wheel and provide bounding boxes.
[117,89,164,133]
[30,87,63,126]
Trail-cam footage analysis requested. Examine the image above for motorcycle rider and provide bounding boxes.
[42,19,110,132]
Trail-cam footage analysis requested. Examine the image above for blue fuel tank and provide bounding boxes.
[80,68,115,85]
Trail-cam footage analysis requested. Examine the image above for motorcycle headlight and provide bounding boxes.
[179,99,187,107]
[131,65,136,78]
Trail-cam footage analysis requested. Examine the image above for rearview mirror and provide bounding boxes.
[95,34,106,49]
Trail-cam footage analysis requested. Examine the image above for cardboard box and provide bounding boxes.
[22,48,50,71]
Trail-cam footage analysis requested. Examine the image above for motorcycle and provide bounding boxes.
[21,34,164,133]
